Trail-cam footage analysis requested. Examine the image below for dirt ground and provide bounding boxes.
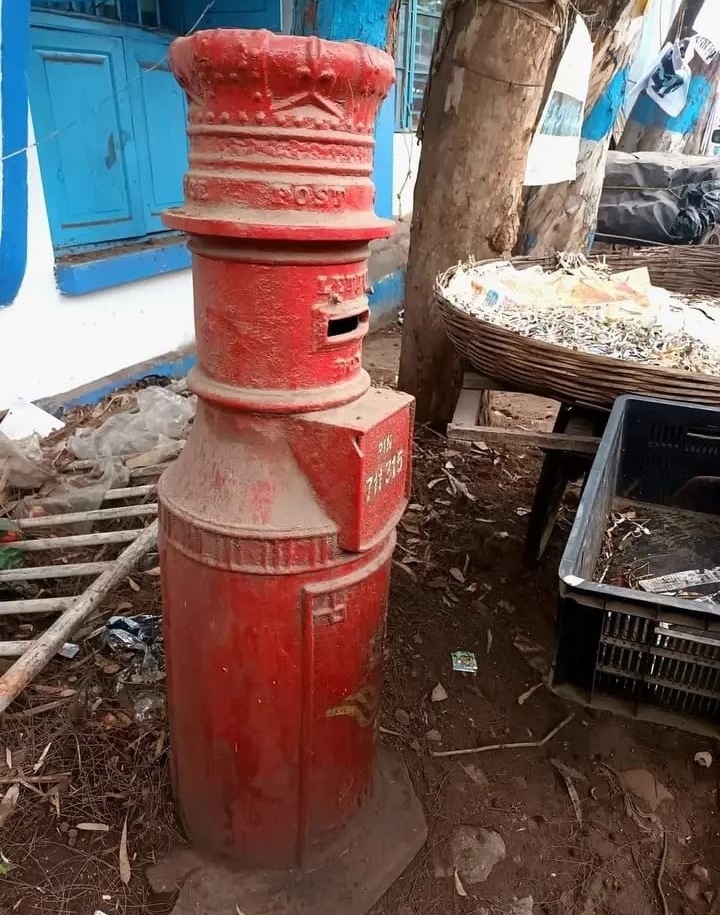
[1,328,719,915]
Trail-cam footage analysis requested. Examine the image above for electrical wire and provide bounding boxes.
[0,0,216,164]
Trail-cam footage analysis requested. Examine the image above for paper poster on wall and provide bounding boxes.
[693,33,718,65]
[620,0,682,131]
[645,40,695,117]
[524,16,593,186]
[693,0,720,57]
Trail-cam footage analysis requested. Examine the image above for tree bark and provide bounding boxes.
[520,0,645,255]
[618,0,718,155]
[398,0,567,428]
[666,0,705,43]
[292,0,400,51]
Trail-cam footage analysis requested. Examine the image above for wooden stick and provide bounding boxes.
[0,561,115,583]
[129,464,172,480]
[447,424,599,454]
[103,484,156,502]
[12,529,144,553]
[61,461,170,480]
[0,772,70,784]
[63,444,182,474]
[16,503,157,529]
[4,698,74,716]
[0,521,158,714]
[461,372,507,392]
[656,828,669,915]
[0,597,78,615]
[0,642,40,658]
[517,681,544,705]
[432,713,574,758]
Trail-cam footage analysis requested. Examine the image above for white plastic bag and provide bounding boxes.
[68,387,194,461]
[14,459,131,532]
[0,431,54,491]
[646,40,695,117]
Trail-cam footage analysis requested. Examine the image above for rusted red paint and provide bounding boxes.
[158,29,413,869]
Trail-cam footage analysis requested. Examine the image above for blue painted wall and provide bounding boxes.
[0,0,30,306]
[581,68,629,142]
[520,67,632,257]
[292,0,396,219]
[292,0,390,48]
[373,87,395,219]
[628,74,712,134]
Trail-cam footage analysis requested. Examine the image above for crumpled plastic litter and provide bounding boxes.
[103,614,164,685]
[68,387,194,460]
[45,459,129,512]
[13,459,130,532]
[58,642,80,659]
[133,694,166,723]
[0,431,55,490]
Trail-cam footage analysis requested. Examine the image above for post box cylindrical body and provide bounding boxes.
[158,29,414,869]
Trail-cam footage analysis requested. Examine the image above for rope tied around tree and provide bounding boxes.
[493,0,564,31]
[417,0,568,140]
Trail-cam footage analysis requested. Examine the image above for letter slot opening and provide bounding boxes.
[327,310,369,339]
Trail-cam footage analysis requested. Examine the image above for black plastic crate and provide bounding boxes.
[553,395,720,738]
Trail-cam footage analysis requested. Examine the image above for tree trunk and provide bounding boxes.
[520,0,645,255]
[666,0,705,43]
[398,0,567,428]
[292,0,400,51]
[618,0,718,155]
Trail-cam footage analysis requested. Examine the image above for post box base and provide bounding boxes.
[147,749,427,915]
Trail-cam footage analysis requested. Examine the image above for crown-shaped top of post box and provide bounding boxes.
[164,29,396,240]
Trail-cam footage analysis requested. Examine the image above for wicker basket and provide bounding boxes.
[435,248,720,410]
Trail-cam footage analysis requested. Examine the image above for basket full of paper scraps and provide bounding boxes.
[435,248,720,409]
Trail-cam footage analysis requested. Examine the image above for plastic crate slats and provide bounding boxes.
[596,662,720,705]
[555,395,720,736]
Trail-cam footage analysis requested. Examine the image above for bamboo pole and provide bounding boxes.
[0,521,158,714]
[16,503,157,529]
[103,484,156,501]
[12,529,144,552]
[0,561,116,583]
[0,597,78,615]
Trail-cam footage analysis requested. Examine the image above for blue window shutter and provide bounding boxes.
[184,0,282,31]
[125,34,188,234]
[29,27,146,248]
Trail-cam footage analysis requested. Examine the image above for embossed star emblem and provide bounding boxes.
[272,91,343,121]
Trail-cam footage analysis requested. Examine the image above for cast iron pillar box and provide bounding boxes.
[152,29,426,915]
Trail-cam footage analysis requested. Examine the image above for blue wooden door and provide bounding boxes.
[29,27,147,248]
[125,34,188,233]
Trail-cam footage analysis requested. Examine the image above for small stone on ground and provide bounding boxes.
[619,768,673,811]
[450,825,506,885]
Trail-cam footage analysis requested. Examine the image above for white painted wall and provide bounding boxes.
[0,116,196,409]
[2,129,422,408]
[0,0,417,413]
[392,131,420,219]
[0,121,418,410]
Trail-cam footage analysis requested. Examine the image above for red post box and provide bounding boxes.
[152,28,426,915]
